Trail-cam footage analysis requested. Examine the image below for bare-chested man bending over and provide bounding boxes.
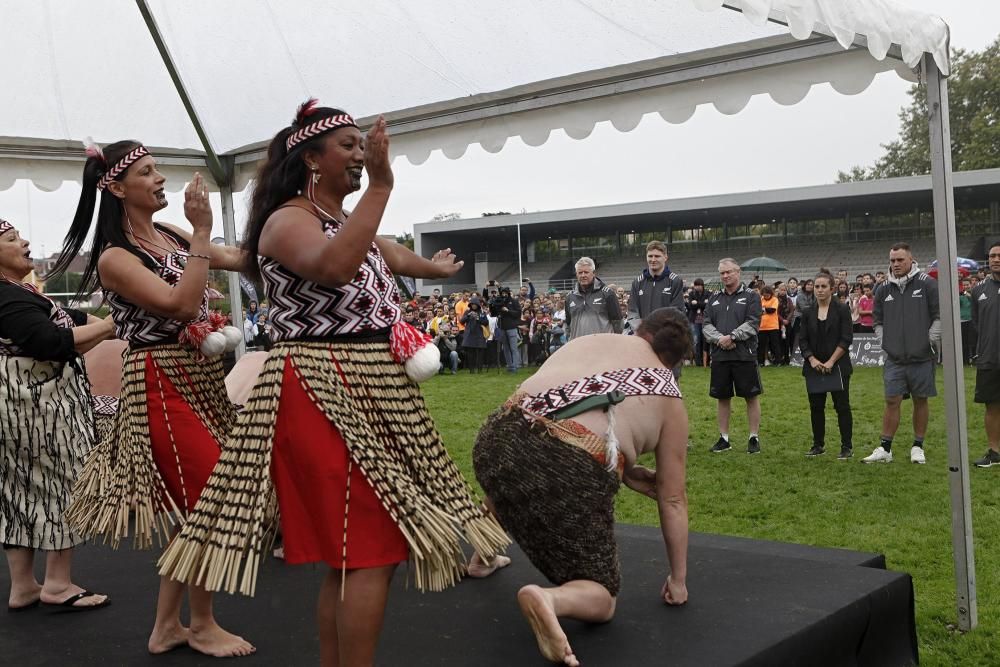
[472,307,690,666]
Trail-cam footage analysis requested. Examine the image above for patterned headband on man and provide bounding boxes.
[0,219,13,235]
[92,143,150,191]
[285,98,357,151]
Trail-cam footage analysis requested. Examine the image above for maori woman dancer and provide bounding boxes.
[159,102,509,666]
[52,141,253,656]
[473,308,692,666]
[0,218,114,613]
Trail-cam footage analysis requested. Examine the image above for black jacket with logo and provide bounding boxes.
[627,268,685,329]
[702,283,762,363]
[971,275,1000,369]
[873,271,939,364]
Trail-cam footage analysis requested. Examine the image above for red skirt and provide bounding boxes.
[270,357,409,569]
[145,353,222,514]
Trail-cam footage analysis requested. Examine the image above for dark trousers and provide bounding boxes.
[464,347,484,372]
[758,330,782,366]
[961,320,977,365]
[808,375,853,447]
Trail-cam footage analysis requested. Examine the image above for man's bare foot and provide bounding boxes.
[467,553,512,578]
[9,581,42,609]
[40,583,108,608]
[517,585,579,666]
[189,622,256,658]
[148,624,191,654]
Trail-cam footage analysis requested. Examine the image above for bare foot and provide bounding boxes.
[9,580,42,609]
[467,553,512,578]
[40,583,108,608]
[149,624,191,654]
[189,622,256,658]
[517,585,579,666]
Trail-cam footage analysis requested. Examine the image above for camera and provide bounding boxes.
[488,286,513,316]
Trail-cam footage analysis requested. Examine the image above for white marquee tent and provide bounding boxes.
[0,0,976,630]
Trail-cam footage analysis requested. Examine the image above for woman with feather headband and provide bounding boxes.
[158,101,510,666]
[51,140,254,657]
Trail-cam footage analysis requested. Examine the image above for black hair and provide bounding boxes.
[989,239,1000,254]
[243,102,353,283]
[48,140,156,301]
[890,242,911,252]
[693,278,704,286]
[636,307,693,367]
[813,269,834,286]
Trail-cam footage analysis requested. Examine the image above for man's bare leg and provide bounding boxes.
[517,580,616,666]
[912,397,929,439]
[148,576,190,654]
[882,395,903,440]
[4,547,41,609]
[746,396,761,434]
[716,398,732,435]
[468,496,512,577]
[188,584,255,657]
[986,403,1000,452]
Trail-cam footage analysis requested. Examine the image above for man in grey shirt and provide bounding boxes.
[972,240,1000,468]
[565,257,622,339]
[863,242,940,465]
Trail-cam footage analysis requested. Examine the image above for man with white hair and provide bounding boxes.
[703,258,764,454]
[565,257,622,339]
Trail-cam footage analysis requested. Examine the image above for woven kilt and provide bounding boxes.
[473,407,622,595]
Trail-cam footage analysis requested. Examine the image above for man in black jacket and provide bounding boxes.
[863,243,940,465]
[685,279,709,366]
[702,258,764,454]
[491,285,522,373]
[971,241,1000,468]
[627,241,685,331]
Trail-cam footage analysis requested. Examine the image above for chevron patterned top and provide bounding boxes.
[519,367,682,417]
[260,213,402,341]
[104,230,209,345]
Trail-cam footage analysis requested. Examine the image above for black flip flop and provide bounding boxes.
[41,591,111,614]
[7,598,40,613]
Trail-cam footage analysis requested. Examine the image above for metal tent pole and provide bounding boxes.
[925,53,977,632]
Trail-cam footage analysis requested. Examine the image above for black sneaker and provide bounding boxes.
[838,446,853,460]
[806,445,825,457]
[973,449,1000,468]
[710,437,732,453]
[747,436,760,455]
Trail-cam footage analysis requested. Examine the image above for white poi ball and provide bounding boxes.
[221,326,243,352]
[200,331,227,358]
[404,342,441,383]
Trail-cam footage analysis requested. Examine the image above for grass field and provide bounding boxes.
[420,364,999,667]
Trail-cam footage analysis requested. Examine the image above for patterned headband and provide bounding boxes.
[286,114,357,151]
[97,145,150,191]
[0,219,13,235]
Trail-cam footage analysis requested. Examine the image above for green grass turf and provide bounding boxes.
[420,365,999,667]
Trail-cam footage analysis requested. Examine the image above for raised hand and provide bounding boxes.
[430,248,464,278]
[183,172,213,232]
[364,116,394,190]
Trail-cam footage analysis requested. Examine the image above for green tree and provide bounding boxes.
[837,37,1000,182]
[395,232,414,250]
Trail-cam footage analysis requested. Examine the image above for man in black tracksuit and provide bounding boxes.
[627,241,685,332]
[971,241,1000,468]
[863,242,940,465]
[702,258,763,454]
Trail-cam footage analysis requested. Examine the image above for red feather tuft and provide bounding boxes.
[207,310,228,331]
[294,98,320,125]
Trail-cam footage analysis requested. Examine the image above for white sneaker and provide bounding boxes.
[862,446,893,463]
[910,446,926,464]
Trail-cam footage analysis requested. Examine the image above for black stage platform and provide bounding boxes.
[2,525,916,666]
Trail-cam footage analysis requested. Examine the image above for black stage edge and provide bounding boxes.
[1,526,917,666]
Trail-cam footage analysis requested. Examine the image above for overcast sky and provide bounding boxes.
[3,0,998,258]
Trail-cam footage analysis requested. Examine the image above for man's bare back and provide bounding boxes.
[518,334,679,467]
